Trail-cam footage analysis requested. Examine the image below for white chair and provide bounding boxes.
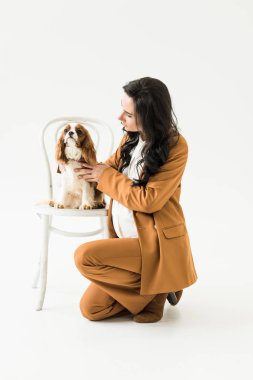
[33,116,114,311]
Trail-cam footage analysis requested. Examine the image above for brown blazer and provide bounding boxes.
[96,133,198,295]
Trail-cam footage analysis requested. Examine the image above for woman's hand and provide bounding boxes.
[74,163,110,183]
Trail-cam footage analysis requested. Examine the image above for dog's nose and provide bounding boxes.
[69,131,74,136]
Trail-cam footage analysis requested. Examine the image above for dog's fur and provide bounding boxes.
[49,123,106,209]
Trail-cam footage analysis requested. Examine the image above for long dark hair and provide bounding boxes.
[118,77,181,187]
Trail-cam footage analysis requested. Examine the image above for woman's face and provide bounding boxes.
[118,92,144,137]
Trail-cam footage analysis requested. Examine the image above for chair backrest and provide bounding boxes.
[40,116,114,199]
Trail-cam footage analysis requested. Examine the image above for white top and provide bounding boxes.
[111,135,146,238]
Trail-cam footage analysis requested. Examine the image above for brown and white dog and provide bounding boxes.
[49,123,106,209]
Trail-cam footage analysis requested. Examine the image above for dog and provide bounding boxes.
[49,123,106,210]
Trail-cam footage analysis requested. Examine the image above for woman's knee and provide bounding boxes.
[80,306,98,321]
[74,242,96,269]
[79,301,103,321]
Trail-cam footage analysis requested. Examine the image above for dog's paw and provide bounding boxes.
[93,201,106,209]
[49,200,55,207]
[49,200,64,208]
[54,202,64,209]
[79,204,93,210]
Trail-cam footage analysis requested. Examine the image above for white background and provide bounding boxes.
[0,0,252,379]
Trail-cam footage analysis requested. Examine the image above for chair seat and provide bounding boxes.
[34,202,109,217]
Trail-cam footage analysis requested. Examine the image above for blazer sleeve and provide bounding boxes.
[97,135,188,214]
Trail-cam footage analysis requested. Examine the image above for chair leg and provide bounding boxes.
[32,215,52,289]
[32,255,41,288]
[35,215,50,311]
[101,216,109,239]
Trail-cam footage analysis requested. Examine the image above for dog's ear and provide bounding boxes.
[80,128,97,165]
[55,127,68,172]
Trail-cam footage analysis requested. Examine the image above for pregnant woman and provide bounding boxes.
[74,76,198,323]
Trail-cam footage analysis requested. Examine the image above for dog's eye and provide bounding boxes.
[76,129,82,135]
[64,129,69,133]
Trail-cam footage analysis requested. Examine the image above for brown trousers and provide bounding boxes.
[74,237,157,320]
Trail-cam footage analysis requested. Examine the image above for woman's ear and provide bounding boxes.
[80,130,97,165]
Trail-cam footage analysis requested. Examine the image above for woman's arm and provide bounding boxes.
[96,136,188,214]
[67,134,128,180]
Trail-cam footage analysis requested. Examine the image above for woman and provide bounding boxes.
[74,77,198,323]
